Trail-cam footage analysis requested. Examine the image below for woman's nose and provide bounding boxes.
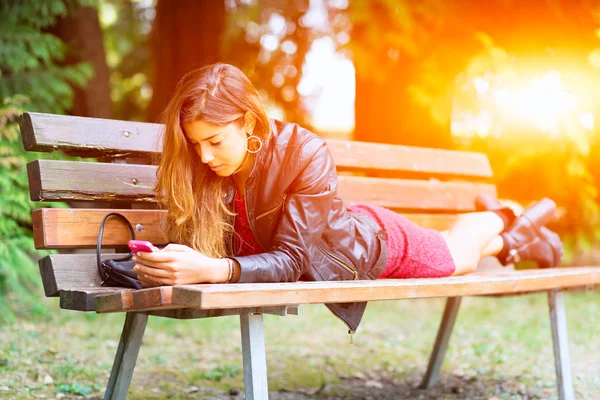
[198,145,214,164]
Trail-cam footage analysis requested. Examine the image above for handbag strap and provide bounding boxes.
[96,212,137,279]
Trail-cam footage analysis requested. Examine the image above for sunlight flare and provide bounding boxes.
[452,70,594,139]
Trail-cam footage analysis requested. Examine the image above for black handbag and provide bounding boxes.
[96,212,143,289]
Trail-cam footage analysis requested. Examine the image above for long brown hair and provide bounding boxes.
[155,63,271,257]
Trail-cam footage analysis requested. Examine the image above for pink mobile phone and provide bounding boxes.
[128,240,157,255]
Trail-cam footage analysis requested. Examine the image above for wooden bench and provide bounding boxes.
[20,112,600,400]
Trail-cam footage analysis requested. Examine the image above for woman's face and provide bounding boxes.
[182,119,248,177]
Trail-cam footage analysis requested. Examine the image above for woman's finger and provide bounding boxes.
[141,275,173,286]
[136,270,154,285]
[161,243,192,252]
[133,256,176,270]
[139,277,157,287]
[135,263,172,278]
[135,251,179,263]
[138,271,166,285]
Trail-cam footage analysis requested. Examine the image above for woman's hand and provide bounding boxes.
[133,243,229,286]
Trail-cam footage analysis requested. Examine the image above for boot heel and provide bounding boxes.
[522,198,556,228]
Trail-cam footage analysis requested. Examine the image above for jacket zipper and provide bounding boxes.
[318,244,358,280]
[318,244,359,342]
[255,194,287,221]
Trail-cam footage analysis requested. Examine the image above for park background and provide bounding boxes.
[1,0,600,399]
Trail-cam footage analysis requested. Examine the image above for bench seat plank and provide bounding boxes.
[21,112,493,177]
[92,268,600,313]
[175,268,597,307]
[147,305,299,319]
[34,209,461,249]
[60,288,131,311]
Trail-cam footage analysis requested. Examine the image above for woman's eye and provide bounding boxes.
[211,141,222,146]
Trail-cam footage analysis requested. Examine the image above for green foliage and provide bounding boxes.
[0,1,93,113]
[0,0,93,322]
[0,98,47,322]
[57,381,99,396]
[223,0,317,127]
[201,365,240,382]
[99,0,153,121]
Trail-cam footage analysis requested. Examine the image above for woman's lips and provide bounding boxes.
[210,164,224,171]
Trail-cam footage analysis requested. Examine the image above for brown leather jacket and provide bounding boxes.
[228,119,388,332]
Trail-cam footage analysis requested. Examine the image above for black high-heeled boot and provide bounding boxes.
[474,194,563,268]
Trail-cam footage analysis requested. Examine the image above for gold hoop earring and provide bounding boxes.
[245,131,263,154]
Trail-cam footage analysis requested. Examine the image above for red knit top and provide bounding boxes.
[232,190,263,256]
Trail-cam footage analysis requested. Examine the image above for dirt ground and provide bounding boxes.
[101,372,563,400]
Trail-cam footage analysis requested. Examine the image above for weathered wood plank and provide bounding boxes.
[337,175,496,211]
[96,288,300,316]
[33,208,168,249]
[326,139,493,178]
[21,112,492,177]
[33,208,460,249]
[29,159,495,209]
[147,306,299,319]
[59,288,130,311]
[93,290,134,312]
[20,112,162,156]
[28,160,156,202]
[39,253,131,296]
[85,268,600,313]
[167,268,600,310]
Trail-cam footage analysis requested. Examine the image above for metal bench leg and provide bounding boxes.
[240,312,269,399]
[420,296,462,389]
[104,312,148,400]
[548,289,575,400]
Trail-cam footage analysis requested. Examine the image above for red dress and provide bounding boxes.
[232,190,455,278]
[347,204,456,278]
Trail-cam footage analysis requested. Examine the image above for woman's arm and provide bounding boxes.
[133,244,231,285]
[134,136,336,285]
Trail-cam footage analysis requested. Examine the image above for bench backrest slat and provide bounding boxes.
[21,112,493,178]
[33,208,167,249]
[20,112,162,155]
[40,254,128,296]
[28,160,157,202]
[33,208,462,249]
[29,159,496,210]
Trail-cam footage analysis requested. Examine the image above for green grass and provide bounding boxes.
[1,291,599,399]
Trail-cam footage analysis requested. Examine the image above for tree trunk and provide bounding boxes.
[146,0,225,123]
[50,3,112,118]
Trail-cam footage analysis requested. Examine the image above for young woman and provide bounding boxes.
[133,63,563,331]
